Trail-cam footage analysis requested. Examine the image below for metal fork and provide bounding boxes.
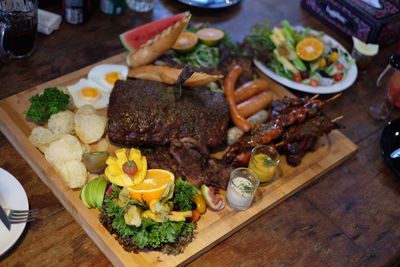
[5,208,37,224]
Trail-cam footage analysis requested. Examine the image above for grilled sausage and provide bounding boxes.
[234,79,269,103]
[224,65,251,132]
[237,91,274,118]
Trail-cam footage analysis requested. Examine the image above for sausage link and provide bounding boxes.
[234,79,269,103]
[224,66,251,132]
[237,91,274,118]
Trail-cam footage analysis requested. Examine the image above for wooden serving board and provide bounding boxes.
[0,52,357,267]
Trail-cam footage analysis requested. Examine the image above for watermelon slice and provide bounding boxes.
[120,12,191,52]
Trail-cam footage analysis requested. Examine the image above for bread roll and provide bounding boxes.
[129,65,223,87]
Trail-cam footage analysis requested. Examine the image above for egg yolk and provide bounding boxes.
[105,72,121,85]
[80,87,101,101]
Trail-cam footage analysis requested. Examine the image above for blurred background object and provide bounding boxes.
[301,0,400,46]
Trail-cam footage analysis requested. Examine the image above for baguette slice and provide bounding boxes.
[127,12,191,68]
[129,65,223,87]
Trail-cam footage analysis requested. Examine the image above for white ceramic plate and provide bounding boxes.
[177,0,240,9]
[254,27,358,94]
[0,168,29,256]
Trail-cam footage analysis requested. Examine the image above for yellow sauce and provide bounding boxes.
[248,153,277,183]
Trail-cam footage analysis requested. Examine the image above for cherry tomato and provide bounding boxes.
[333,73,343,81]
[122,160,138,177]
[310,79,319,87]
[336,64,344,71]
[293,73,302,83]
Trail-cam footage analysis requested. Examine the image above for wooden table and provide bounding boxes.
[1,1,400,266]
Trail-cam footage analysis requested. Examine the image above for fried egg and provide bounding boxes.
[67,79,110,109]
[88,64,128,91]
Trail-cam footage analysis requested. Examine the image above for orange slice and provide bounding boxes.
[296,37,324,61]
[172,31,198,53]
[127,169,175,204]
[196,28,224,46]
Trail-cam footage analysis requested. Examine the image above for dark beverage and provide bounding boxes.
[1,10,37,57]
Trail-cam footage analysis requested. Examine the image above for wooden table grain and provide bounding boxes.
[1,1,400,266]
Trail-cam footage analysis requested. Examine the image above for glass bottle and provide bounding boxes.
[63,0,90,24]
[368,54,400,120]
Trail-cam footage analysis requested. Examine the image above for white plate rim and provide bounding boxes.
[0,168,29,256]
[176,0,241,9]
[254,26,358,94]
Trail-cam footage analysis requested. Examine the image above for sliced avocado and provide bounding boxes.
[95,177,108,209]
[86,178,98,208]
[80,184,91,208]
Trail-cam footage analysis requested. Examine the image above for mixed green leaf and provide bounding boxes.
[102,184,196,251]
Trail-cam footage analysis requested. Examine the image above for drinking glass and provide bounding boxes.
[369,55,400,120]
[0,0,38,61]
[248,145,280,183]
[351,47,374,73]
[126,0,154,12]
[226,168,260,211]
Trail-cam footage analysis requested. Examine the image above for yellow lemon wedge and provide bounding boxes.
[104,148,147,187]
[352,36,379,56]
[127,169,175,205]
[296,37,324,61]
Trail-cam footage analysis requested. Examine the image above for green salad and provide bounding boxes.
[246,20,354,87]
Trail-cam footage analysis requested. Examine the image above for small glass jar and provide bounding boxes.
[248,145,280,183]
[369,54,400,120]
[226,168,259,211]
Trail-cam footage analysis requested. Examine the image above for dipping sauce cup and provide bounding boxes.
[226,168,260,211]
[248,145,280,183]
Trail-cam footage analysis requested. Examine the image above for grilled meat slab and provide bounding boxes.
[108,79,229,148]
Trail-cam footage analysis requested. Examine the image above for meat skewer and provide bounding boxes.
[274,115,344,148]
[278,114,343,166]
[226,113,342,166]
[224,94,343,165]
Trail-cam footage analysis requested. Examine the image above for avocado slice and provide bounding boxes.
[80,184,91,208]
[95,177,108,209]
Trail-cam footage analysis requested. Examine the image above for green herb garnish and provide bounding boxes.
[25,87,70,124]
[239,183,254,194]
[172,178,197,211]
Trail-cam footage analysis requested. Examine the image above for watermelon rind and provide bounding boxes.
[120,35,134,52]
[119,12,190,52]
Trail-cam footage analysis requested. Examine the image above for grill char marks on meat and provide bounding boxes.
[108,79,229,148]
[144,138,232,190]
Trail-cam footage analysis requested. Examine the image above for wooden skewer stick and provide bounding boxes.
[324,93,342,104]
[331,115,344,123]
[275,141,285,147]
[311,94,319,100]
